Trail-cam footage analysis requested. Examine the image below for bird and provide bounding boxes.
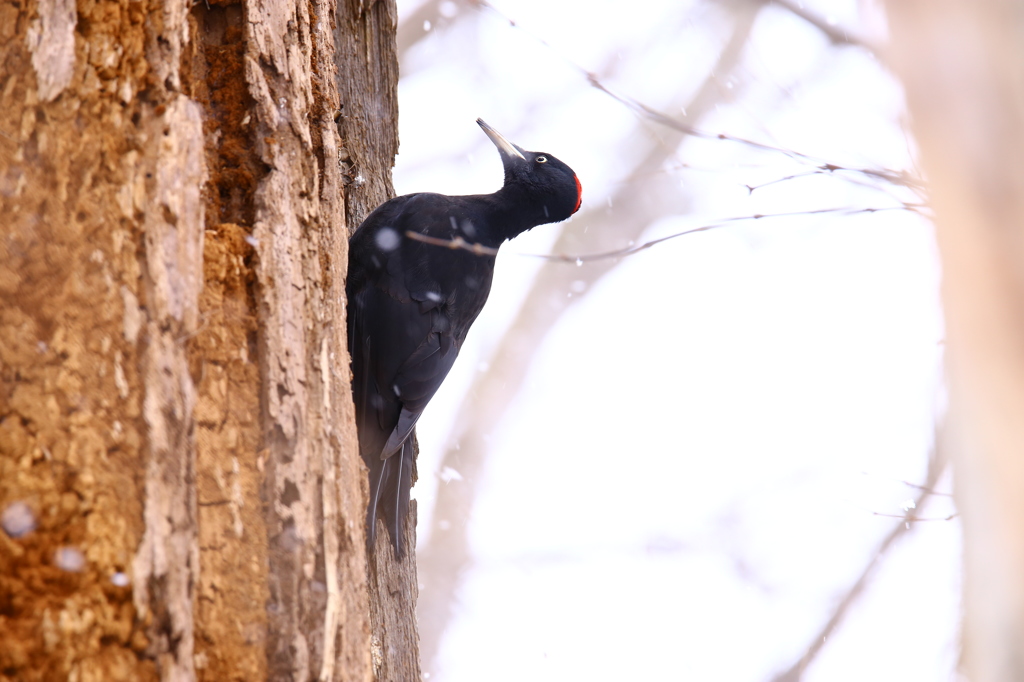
[346,119,582,557]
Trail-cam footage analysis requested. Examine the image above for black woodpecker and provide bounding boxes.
[347,119,582,557]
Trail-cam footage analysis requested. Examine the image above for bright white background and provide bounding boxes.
[392,1,960,679]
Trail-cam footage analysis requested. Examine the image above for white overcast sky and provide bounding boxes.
[392,1,959,679]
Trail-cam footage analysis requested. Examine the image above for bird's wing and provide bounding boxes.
[348,249,460,450]
[380,316,459,458]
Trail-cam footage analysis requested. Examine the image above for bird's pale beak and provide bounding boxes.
[477,118,526,161]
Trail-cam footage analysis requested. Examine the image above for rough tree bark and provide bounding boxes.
[0,0,414,679]
[886,2,1024,681]
[333,2,421,680]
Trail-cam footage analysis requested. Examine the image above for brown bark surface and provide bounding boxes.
[0,0,404,678]
[1,0,198,677]
[334,0,399,225]
[333,2,422,680]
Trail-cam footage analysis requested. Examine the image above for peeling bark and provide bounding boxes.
[244,0,374,678]
[132,95,207,682]
[25,0,76,102]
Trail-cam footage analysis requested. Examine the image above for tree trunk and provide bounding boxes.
[886,2,1024,680]
[332,3,422,679]
[0,0,413,678]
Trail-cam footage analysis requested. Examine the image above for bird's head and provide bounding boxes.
[477,118,582,224]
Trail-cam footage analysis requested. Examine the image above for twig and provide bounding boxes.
[470,0,922,193]
[586,72,924,191]
[899,479,954,497]
[871,511,959,522]
[404,230,500,256]
[537,205,925,263]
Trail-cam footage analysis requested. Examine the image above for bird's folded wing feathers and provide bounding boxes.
[381,328,459,458]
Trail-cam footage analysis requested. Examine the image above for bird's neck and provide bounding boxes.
[484,184,551,244]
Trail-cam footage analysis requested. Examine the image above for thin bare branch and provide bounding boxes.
[471,0,920,192]
[534,205,924,263]
[586,72,924,191]
[404,230,501,256]
[871,511,959,521]
[898,479,954,497]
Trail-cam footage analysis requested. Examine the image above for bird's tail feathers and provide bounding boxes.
[366,441,413,559]
[366,454,388,550]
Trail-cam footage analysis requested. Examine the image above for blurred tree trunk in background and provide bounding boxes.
[413,0,764,671]
[0,0,408,678]
[887,2,1024,680]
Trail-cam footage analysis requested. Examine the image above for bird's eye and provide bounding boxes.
[536,156,548,163]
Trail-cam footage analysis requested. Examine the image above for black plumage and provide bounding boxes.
[347,119,582,557]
